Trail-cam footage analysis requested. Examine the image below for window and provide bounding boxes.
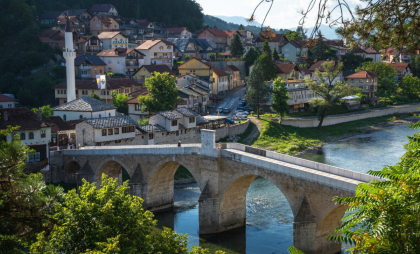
[28,132,34,139]
[20,133,26,140]
[135,104,140,111]
[149,133,154,139]
[108,129,113,135]
[114,128,119,134]
[171,120,177,126]
[96,24,100,27]
[189,117,195,123]
[100,69,103,73]
[57,90,59,94]
[41,130,46,138]
[63,115,66,121]
[359,79,363,83]
[351,79,355,83]
[176,131,179,136]
[366,79,370,83]
[102,129,107,136]
[113,25,116,28]
[109,113,111,117]
[129,126,134,132]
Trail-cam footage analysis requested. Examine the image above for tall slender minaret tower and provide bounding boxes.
[63,17,76,102]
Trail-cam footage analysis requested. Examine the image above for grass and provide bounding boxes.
[244,114,410,155]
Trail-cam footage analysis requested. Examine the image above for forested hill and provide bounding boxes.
[203,15,288,34]
[33,0,203,32]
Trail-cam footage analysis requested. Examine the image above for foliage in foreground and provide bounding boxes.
[270,78,289,122]
[328,121,420,253]
[245,59,272,118]
[31,174,224,254]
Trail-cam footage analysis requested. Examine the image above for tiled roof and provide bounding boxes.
[298,67,311,75]
[353,47,367,54]
[224,30,238,37]
[196,115,209,125]
[74,55,106,66]
[44,116,83,133]
[84,116,136,129]
[200,28,228,37]
[137,19,155,27]
[124,88,149,104]
[0,108,50,131]
[54,78,142,90]
[40,11,63,19]
[289,41,307,48]
[223,65,240,72]
[97,48,144,57]
[179,57,214,68]
[159,111,182,120]
[90,4,116,12]
[54,16,82,26]
[391,63,411,73]
[213,68,228,77]
[53,96,117,112]
[136,40,173,50]
[274,63,298,74]
[345,70,378,78]
[138,124,166,133]
[176,108,198,117]
[166,27,189,34]
[39,29,65,40]
[137,65,176,77]
[98,31,124,39]
[255,33,288,43]
[221,52,231,56]
[94,14,113,22]
[166,38,215,53]
[0,94,17,102]
[309,60,338,72]
[364,47,380,54]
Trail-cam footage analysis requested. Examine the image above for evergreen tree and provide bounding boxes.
[229,33,245,58]
[410,55,420,78]
[245,60,272,118]
[259,42,276,81]
[309,40,337,60]
[213,24,217,29]
[272,48,280,61]
[296,26,307,40]
[243,47,260,75]
[270,77,289,122]
[238,24,244,30]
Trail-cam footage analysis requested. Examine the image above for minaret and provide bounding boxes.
[63,17,76,102]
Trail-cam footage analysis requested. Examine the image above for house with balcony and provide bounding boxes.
[124,88,149,122]
[97,48,145,77]
[53,78,144,105]
[137,20,166,38]
[89,4,118,16]
[54,16,86,34]
[255,33,288,53]
[197,28,229,51]
[223,65,242,89]
[60,9,92,26]
[281,41,308,62]
[74,55,106,78]
[0,94,16,108]
[1,108,51,172]
[166,27,192,39]
[285,80,322,112]
[132,65,176,83]
[238,30,255,44]
[274,62,301,81]
[345,70,379,104]
[390,63,412,81]
[212,68,229,95]
[98,31,128,49]
[178,57,214,80]
[167,38,216,60]
[83,35,103,55]
[136,40,175,67]
[90,14,119,36]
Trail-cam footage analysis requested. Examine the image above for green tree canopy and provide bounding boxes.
[238,24,244,30]
[245,60,272,118]
[31,105,53,117]
[410,55,420,78]
[259,42,276,81]
[272,48,280,61]
[262,41,271,56]
[309,41,337,61]
[285,30,303,41]
[329,121,420,253]
[229,33,245,58]
[398,75,420,100]
[341,53,366,71]
[111,91,129,115]
[356,61,398,96]
[306,61,359,128]
[90,91,103,101]
[138,72,179,113]
[243,47,260,75]
[270,77,289,122]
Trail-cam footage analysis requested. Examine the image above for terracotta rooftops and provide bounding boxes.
[298,67,311,75]
[274,62,298,74]
[213,68,228,77]
[44,116,84,133]
[98,31,125,39]
[224,30,238,37]
[97,48,144,57]
[345,70,378,78]
[0,94,17,102]
[309,60,339,72]
[0,108,50,131]
[391,63,411,72]
[200,28,228,37]
[223,65,240,72]
[124,88,149,104]
[136,40,174,50]
[364,47,380,54]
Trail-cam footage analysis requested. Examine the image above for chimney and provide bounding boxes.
[38,107,42,120]
[3,111,8,121]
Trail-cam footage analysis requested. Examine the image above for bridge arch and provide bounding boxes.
[63,161,81,184]
[95,159,132,187]
[315,204,347,253]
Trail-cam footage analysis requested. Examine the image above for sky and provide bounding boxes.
[195,0,363,30]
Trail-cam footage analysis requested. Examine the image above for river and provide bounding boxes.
[154,124,418,254]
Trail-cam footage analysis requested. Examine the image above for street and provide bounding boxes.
[211,86,246,116]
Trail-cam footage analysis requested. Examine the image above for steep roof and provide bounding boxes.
[53,96,117,112]
[94,14,113,22]
[0,108,50,131]
[309,60,339,72]
[159,111,182,120]
[213,68,228,77]
[288,41,307,48]
[137,65,177,77]
[74,55,106,66]
[223,65,240,72]
[298,67,311,75]
[54,16,83,26]
[176,108,198,117]
[274,63,298,74]
[136,40,174,50]
[54,78,141,90]
[353,47,367,54]
[84,116,137,129]
[0,94,17,102]
[166,38,215,53]
[90,4,116,13]
[124,88,149,104]
[98,31,125,39]
[364,47,380,54]
[39,29,65,40]
[200,28,228,37]
[391,63,411,72]
[255,33,288,43]
[97,48,144,57]
[345,70,378,78]
[224,30,238,37]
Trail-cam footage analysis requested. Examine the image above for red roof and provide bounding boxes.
[213,68,228,77]
[221,52,232,56]
[44,116,83,133]
[353,48,367,54]
[0,94,17,102]
[224,30,238,37]
[97,48,144,57]
[124,88,149,104]
[391,63,411,73]
[288,41,307,48]
[223,65,240,72]
[298,67,311,75]
[364,47,380,54]
[345,70,378,78]
[166,27,189,34]
[274,63,298,74]
[0,108,50,131]
[200,29,228,37]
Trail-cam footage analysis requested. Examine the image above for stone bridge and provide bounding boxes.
[49,130,379,254]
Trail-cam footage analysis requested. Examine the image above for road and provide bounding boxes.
[212,86,246,116]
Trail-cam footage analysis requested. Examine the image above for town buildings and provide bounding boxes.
[197,28,229,51]
[212,68,229,95]
[167,38,216,60]
[178,57,214,80]
[345,70,379,104]
[390,63,412,81]
[136,40,174,67]
[53,96,118,121]
[132,65,176,83]
[73,55,106,78]
[98,31,128,49]
[89,4,118,16]
[223,65,242,89]
[90,14,119,36]
[124,88,149,122]
[255,34,288,53]
[0,94,17,108]
[97,48,145,76]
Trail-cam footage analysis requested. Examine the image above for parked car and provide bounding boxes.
[223,107,230,113]
[237,103,243,110]
[234,109,244,114]
[243,106,253,112]
[241,99,247,106]
[216,107,223,113]
[225,118,235,124]
[236,113,248,118]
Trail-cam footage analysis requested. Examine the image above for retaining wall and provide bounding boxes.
[281,103,420,127]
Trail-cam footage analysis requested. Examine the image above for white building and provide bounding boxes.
[98,31,128,50]
[149,111,182,132]
[176,74,212,90]
[53,96,117,121]
[97,48,145,76]
[0,94,16,108]
[124,88,149,122]
[136,40,175,67]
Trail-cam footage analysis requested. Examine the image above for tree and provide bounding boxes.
[285,30,303,41]
[399,75,420,100]
[238,24,244,30]
[30,174,225,254]
[0,125,64,252]
[138,118,149,125]
[306,61,358,128]
[31,105,53,117]
[272,48,280,61]
[243,47,260,75]
[410,55,420,78]
[356,62,398,96]
[296,26,307,40]
[213,24,217,29]
[309,40,337,61]
[270,77,289,122]
[90,91,103,101]
[328,121,420,253]
[229,33,245,58]
[138,72,179,113]
[259,41,276,81]
[111,91,129,115]
[341,53,366,71]
[245,60,272,118]
[209,53,216,60]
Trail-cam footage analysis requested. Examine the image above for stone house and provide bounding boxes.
[178,57,214,80]
[197,28,229,51]
[98,31,128,49]
[136,40,175,67]
[132,64,176,83]
[97,48,145,76]
[90,14,119,36]
[0,94,16,108]
[89,4,118,16]
[345,70,379,104]
[212,68,229,95]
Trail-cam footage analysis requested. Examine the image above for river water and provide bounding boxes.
[154,124,418,254]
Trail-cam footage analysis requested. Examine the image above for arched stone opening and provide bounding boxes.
[96,160,126,187]
[64,161,81,184]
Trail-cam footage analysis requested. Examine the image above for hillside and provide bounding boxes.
[204,15,288,35]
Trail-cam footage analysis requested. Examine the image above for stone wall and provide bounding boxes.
[282,103,420,127]
[76,122,95,146]
[209,61,246,80]
[215,120,250,141]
